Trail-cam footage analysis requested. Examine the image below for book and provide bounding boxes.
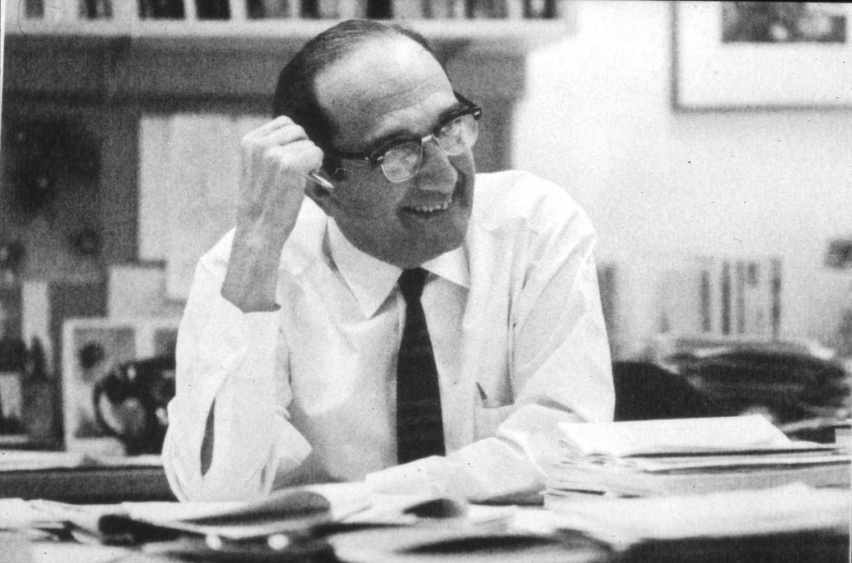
[546,415,851,498]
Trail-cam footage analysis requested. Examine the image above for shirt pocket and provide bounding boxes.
[473,404,516,440]
[474,382,515,440]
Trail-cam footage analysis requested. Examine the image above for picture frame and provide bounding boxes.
[673,2,852,110]
[61,317,179,454]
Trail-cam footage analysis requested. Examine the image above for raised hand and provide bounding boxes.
[222,117,325,312]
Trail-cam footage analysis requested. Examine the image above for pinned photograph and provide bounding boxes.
[62,320,137,453]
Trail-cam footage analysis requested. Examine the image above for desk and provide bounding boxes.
[1,486,849,563]
[0,466,174,504]
[1,515,849,563]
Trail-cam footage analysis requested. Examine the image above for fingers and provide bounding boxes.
[248,115,303,138]
[242,118,324,178]
[245,116,308,147]
[265,140,325,177]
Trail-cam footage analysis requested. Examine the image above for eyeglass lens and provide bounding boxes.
[381,113,479,183]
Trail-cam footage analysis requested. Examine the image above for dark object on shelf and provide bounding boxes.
[525,0,556,19]
[196,0,230,19]
[367,0,392,19]
[93,353,175,455]
[301,0,319,18]
[139,0,185,19]
[247,0,291,18]
[80,0,113,19]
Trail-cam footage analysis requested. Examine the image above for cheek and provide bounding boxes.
[450,152,475,179]
[336,181,399,221]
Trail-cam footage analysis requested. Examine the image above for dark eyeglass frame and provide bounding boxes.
[324,91,482,173]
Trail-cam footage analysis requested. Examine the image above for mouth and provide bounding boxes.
[401,196,452,216]
[400,178,464,219]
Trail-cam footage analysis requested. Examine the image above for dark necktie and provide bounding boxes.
[396,268,446,464]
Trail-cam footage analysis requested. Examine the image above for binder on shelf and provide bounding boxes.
[337,0,367,18]
[247,0,296,18]
[393,0,424,19]
[138,0,187,19]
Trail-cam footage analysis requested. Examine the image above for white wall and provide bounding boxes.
[514,0,852,347]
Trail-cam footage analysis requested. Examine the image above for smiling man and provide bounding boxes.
[162,20,614,503]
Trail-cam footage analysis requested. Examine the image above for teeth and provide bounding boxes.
[408,199,451,213]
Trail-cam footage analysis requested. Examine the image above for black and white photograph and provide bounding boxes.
[722,1,847,44]
[61,320,138,452]
[0,1,850,561]
[675,2,852,108]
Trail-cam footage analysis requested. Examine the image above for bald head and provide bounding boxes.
[315,37,452,154]
[272,20,446,158]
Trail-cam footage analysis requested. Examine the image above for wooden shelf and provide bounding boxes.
[5,11,573,55]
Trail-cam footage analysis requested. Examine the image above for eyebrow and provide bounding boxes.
[363,100,469,157]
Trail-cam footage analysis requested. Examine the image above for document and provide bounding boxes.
[547,414,851,497]
[27,482,488,542]
[557,414,793,457]
[524,483,851,545]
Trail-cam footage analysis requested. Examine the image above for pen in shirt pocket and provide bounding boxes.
[477,382,510,409]
[477,382,488,403]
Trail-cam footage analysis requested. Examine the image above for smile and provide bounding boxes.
[402,196,452,215]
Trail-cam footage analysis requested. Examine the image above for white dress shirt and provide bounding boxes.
[162,170,614,502]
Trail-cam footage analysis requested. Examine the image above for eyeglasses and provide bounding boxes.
[327,93,482,184]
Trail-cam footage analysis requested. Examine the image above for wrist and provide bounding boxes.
[222,227,286,313]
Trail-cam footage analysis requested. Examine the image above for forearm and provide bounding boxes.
[364,405,580,502]
[163,242,310,501]
[221,224,289,313]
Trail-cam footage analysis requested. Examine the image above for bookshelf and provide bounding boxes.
[3,0,573,305]
[5,1,575,53]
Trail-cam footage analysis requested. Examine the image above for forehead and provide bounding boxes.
[314,37,456,151]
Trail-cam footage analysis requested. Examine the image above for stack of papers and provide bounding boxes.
[546,415,851,498]
[523,483,850,545]
[17,483,530,562]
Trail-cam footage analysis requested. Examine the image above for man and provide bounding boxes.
[162,20,613,503]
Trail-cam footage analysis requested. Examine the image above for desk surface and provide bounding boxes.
[0,467,848,563]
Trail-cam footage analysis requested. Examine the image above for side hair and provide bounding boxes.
[272,19,445,174]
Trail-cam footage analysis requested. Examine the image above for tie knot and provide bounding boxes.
[398,268,428,304]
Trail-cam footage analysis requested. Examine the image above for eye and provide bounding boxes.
[437,115,464,138]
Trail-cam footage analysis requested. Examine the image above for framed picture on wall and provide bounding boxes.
[673,2,852,109]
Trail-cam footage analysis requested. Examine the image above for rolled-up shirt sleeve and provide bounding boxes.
[162,233,311,502]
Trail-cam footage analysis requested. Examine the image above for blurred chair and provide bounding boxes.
[612,361,726,421]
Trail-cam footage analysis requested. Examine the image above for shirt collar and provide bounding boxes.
[328,220,470,319]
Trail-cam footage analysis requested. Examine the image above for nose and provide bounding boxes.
[415,137,455,193]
